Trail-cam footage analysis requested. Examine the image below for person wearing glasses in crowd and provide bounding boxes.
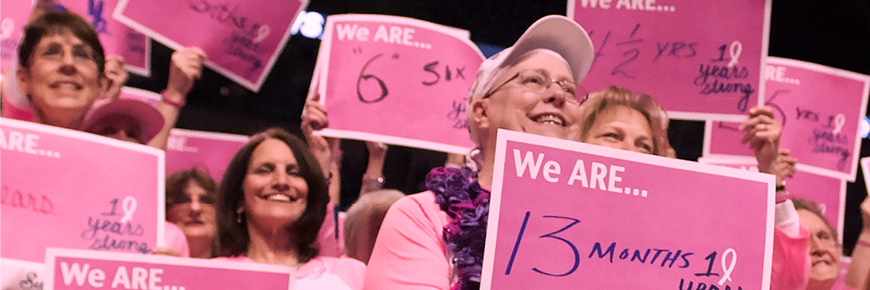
[165,169,220,259]
[363,15,594,290]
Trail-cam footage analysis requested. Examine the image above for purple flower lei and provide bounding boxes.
[427,167,490,290]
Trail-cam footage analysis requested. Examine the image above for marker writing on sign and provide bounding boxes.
[60,262,186,290]
[810,126,851,169]
[693,41,755,112]
[224,31,265,76]
[0,129,62,158]
[794,102,853,169]
[591,23,698,80]
[504,211,742,286]
[505,212,582,277]
[87,0,108,34]
[82,197,149,253]
[512,149,649,198]
[446,98,467,129]
[126,31,147,54]
[1,18,17,60]
[18,272,43,290]
[679,279,743,290]
[356,53,392,104]
[188,0,270,41]
[1,185,55,214]
[588,242,692,268]
[577,0,676,12]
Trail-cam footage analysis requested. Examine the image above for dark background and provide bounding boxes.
[127,0,870,254]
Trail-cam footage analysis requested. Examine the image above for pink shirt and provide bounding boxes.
[214,255,366,290]
[770,199,811,290]
[771,225,810,290]
[318,202,343,257]
[363,191,452,290]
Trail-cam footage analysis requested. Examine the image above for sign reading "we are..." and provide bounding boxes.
[311,14,483,154]
[481,130,774,289]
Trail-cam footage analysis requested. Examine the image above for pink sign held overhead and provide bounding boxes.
[313,14,483,154]
[166,128,248,181]
[705,57,870,181]
[1,118,164,264]
[568,0,771,121]
[56,0,151,76]
[113,0,307,92]
[0,0,33,75]
[699,156,847,243]
[481,130,774,289]
[45,249,292,290]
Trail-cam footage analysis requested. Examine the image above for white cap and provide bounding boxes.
[468,15,595,102]
[465,15,595,148]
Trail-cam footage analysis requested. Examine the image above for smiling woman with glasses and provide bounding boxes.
[364,15,595,290]
[16,11,108,130]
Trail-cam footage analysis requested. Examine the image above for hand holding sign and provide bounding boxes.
[102,55,129,101]
[739,106,782,174]
[769,149,798,185]
[300,93,338,176]
[164,47,206,104]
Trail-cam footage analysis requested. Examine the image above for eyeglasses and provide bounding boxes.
[168,195,216,207]
[810,230,839,247]
[483,69,588,105]
[35,43,97,64]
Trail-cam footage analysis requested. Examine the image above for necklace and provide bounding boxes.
[428,167,490,290]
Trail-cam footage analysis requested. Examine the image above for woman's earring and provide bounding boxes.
[236,208,245,224]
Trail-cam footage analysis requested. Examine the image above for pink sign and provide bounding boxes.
[313,14,483,154]
[699,157,847,243]
[568,0,771,121]
[481,130,774,289]
[705,57,870,181]
[0,0,33,74]
[113,0,307,92]
[55,0,151,76]
[166,128,248,181]
[1,118,164,264]
[44,249,292,290]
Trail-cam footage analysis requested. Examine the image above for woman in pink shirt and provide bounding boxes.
[364,15,594,290]
[214,128,365,289]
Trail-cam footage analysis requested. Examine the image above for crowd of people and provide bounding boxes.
[2,7,870,290]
